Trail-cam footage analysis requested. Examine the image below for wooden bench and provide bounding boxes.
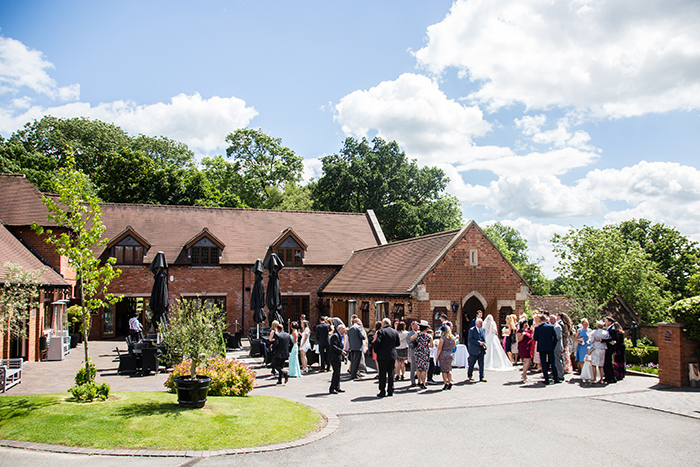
[0,358,23,392]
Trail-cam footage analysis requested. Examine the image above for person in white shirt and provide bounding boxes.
[128,313,143,342]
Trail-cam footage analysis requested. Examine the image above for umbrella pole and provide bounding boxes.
[257,323,260,339]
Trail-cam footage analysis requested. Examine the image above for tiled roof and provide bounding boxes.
[320,228,463,296]
[0,174,54,226]
[98,203,381,266]
[0,223,69,287]
[0,174,383,267]
[527,295,574,315]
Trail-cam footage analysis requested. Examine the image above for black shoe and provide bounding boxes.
[284,374,289,384]
[419,384,427,389]
[329,389,338,394]
[377,392,386,398]
[447,383,452,390]
[387,392,393,397]
[336,388,345,393]
[276,381,283,385]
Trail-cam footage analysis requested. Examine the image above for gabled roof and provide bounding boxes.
[184,227,226,250]
[107,225,152,250]
[269,227,308,251]
[321,221,531,296]
[0,223,69,287]
[98,203,381,266]
[0,174,55,227]
[320,228,464,296]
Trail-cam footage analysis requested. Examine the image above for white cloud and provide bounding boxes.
[335,73,491,165]
[0,93,258,156]
[515,114,595,150]
[415,0,700,117]
[461,147,599,177]
[0,36,79,101]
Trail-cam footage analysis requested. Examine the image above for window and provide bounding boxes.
[277,247,303,267]
[360,301,370,325]
[191,246,219,265]
[375,301,388,322]
[182,296,226,323]
[392,304,405,322]
[281,296,309,325]
[43,295,53,330]
[114,245,144,265]
[470,249,478,266]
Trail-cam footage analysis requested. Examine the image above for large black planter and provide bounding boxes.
[174,375,212,408]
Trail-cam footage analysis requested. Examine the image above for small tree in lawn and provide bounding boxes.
[32,151,121,383]
[0,262,43,344]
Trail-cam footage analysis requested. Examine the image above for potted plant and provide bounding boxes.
[160,299,225,408]
[67,305,83,348]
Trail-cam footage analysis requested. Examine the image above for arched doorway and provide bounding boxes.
[462,296,485,343]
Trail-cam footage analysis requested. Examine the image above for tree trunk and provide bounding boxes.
[80,276,91,384]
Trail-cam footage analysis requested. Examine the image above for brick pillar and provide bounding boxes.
[658,322,700,387]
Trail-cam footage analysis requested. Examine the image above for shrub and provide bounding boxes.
[74,359,97,386]
[638,336,654,347]
[669,295,700,341]
[626,346,658,365]
[165,357,256,396]
[68,381,110,402]
[68,359,110,402]
[626,363,659,375]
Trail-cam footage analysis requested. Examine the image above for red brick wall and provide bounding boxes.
[658,322,700,387]
[103,263,341,335]
[322,224,528,337]
[9,226,77,282]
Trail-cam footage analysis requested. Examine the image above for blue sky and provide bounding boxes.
[2,0,700,277]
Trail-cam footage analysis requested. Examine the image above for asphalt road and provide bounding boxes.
[1,396,698,467]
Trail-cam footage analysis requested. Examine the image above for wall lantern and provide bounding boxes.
[451,302,459,314]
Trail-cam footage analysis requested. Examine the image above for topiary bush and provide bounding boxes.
[165,357,256,396]
[68,359,110,402]
[669,295,700,341]
[626,346,658,365]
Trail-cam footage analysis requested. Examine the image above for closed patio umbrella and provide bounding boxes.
[250,259,266,338]
[264,253,285,326]
[149,251,169,332]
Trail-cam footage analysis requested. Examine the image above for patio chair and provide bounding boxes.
[116,347,138,375]
[140,347,159,375]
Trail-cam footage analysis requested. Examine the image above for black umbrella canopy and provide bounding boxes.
[264,253,285,326]
[149,251,169,331]
[251,259,266,324]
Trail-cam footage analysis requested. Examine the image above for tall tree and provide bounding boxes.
[32,152,122,383]
[483,222,552,295]
[311,137,463,241]
[618,219,700,301]
[225,128,304,209]
[552,224,671,324]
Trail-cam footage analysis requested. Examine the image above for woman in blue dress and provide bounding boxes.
[289,321,302,378]
[575,318,590,373]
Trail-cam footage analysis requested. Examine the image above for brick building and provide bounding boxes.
[319,221,531,343]
[0,174,384,355]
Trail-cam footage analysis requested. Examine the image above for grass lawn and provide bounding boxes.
[0,392,323,450]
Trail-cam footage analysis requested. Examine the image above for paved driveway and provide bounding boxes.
[2,339,699,466]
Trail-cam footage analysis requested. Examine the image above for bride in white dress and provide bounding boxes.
[483,314,513,371]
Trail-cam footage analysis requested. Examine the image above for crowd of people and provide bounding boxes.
[264,310,627,396]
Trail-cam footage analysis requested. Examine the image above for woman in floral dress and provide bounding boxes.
[410,320,433,389]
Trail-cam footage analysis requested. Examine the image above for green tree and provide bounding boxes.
[483,222,552,295]
[311,137,463,241]
[0,263,43,341]
[552,225,671,324]
[618,219,700,301]
[32,152,122,383]
[196,156,245,208]
[5,116,198,204]
[225,128,304,209]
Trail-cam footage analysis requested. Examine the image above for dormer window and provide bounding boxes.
[270,228,307,268]
[185,228,225,266]
[108,226,150,265]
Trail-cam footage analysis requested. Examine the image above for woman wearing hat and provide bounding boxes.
[410,320,433,389]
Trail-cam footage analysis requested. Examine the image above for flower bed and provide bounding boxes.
[626,363,659,375]
[165,357,256,396]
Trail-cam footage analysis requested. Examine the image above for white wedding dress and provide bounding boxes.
[483,315,513,371]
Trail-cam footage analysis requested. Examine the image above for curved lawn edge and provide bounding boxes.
[0,393,339,457]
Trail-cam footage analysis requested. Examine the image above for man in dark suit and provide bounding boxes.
[329,324,347,394]
[467,318,487,382]
[533,315,559,384]
[601,316,618,384]
[271,323,292,385]
[315,317,331,372]
[373,317,400,397]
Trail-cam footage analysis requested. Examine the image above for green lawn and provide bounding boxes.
[0,392,323,450]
